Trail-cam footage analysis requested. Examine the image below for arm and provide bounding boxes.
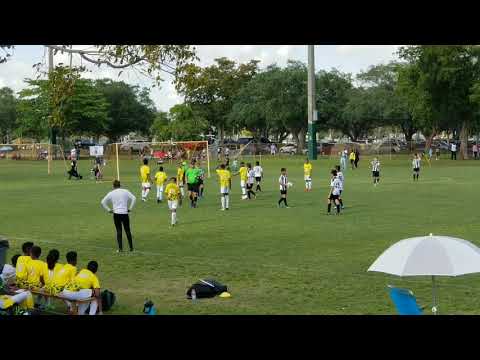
[101,193,111,212]
[128,191,136,211]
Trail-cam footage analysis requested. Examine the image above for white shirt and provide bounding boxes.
[337,172,344,190]
[412,158,421,169]
[331,178,342,196]
[279,174,288,191]
[341,150,348,159]
[451,144,457,152]
[247,169,255,184]
[253,166,263,178]
[101,188,136,215]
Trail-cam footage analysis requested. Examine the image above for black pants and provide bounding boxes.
[113,213,133,251]
[451,151,456,160]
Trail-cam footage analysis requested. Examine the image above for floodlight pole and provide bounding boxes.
[307,45,317,160]
[48,46,54,175]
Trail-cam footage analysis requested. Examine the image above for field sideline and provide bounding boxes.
[2,155,480,315]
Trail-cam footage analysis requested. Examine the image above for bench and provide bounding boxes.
[31,289,95,315]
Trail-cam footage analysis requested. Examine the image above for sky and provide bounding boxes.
[0,45,401,112]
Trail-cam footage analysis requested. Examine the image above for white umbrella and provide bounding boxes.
[368,234,480,314]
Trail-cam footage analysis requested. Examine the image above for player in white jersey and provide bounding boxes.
[335,165,345,209]
[246,163,256,199]
[327,169,342,215]
[278,168,289,208]
[340,149,348,171]
[371,158,380,186]
[253,161,263,192]
[412,153,421,181]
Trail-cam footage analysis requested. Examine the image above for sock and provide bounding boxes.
[242,186,246,196]
[200,187,204,197]
[278,198,283,206]
[284,198,288,207]
[247,191,251,199]
[171,212,176,225]
[328,203,332,213]
[141,189,145,199]
[336,204,341,214]
[339,199,343,207]
[159,190,163,201]
[180,187,185,197]
[145,188,150,198]
[305,182,308,190]
[225,195,230,209]
[221,196,226,209]
[308,181,312,190]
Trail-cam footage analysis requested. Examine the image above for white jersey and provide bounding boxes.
[253,165,263,178]
[371,160,380,172]
[279,174,288,191]
[247,169,255,184]
[337,171,344,190]
[341,150,348,159]
[101,188,136,215]
[451,144,457,152]
[331,177,342,196]
[412,158,421,169]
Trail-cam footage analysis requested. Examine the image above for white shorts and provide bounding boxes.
[142,182,151,189]
[220,186,229,194]
[240,180,246,188]
[168,200,178,210]
[157,184,164,192]
[304,175,312,181]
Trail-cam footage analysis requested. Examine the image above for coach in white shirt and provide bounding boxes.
[451,142,457,160]
[101,180,136,252]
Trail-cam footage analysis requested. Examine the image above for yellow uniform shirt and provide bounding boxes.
[165,183,181,201]
[52,263,77,291]
[44,263,64,287]
[349,152,356,161]
[15,255,31,282]
[304,163,312,176]
[154,171,168,186]
[239,167,248,182]
[65,269,100,292]
[140,165,151,183]
[177,167,185,183]
[216,169,232,188]
[26,259,48,288]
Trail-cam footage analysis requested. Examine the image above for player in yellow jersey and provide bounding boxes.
[140,158,152,202]
[15,241,33,289]
[216,164,232,211]
[237,161,248,200]
[26,246,47,290]
[304,159,313,192]
[51,251,77,295]
[165,177,181,226]
[154,166,168,204]
[177,162,185,198]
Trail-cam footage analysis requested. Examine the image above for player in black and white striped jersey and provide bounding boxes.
[278,168,289,208]
[371,158,380,186]
[412,153,421,181]
[327,169,342,215]
[335,165,345,209]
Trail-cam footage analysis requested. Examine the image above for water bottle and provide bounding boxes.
[191,288,197,302]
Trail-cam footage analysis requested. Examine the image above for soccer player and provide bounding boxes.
[51,251,77,295]
[371,157,381,186]
[68,159,82,180]
[198,166,206,198]
[154,166,168,204]
[165,177,181,226]
[349,150,356,170]
[216,164,232,211]
[238,161,248,200]
[61,260,102,315]
[185,161,202,208]
[26,245,47,289]
[412,153,421,181]
[278,168,289,208]
[246,163,256,200]
[335,165,345,209]
[304,159,313,192]
[327,169,342,215]
[177,162,186,198]
[340,149,348,171]
[253,161,263,192]
[15,242,33,289]
[140,158,152,202]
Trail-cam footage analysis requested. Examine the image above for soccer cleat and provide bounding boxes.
[285,206,290,208]
[116,249,123,253]
[226,208,229,210]
[157,199,160,204]
[220,208,225,211]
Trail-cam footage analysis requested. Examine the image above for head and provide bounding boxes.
[46,252,57,270]
[143,158,148,165]
[170,177,177,183]
[87,260,98,274]
[281,167,286,175]
[331,169,338,177]
[335,165,340,171]
[247,163,252,169]
[240,162,245,167]
[48,249,60,262]
[256,161,260,166]
[30,245,41,260]
[22,242,34,256]
[159,166,164,172]
[11,254,20,267]
[113,180,121,189]
[220,164,226,170]
[66,251,77,266]
[305,159,309,164]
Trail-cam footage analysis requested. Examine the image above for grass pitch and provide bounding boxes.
[2,154,480,315]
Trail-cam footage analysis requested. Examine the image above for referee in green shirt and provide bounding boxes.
[185,161,202,208]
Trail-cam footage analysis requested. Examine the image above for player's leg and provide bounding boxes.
[113,214,123,251]
[145,183,151,199]
[327,198,332,213]
[335,198,341,214]
[225,189,230,210]
[122,214,134,251]
[156,185,161,202]
[220,188,226,210]
[304,176,308,191]
[241,180,246,199]
[339,190,344,208]
[283,191,289,208]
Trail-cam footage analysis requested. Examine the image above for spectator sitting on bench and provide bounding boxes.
[60,260,102,315]
[1,257,34,312]
[15,242,34,289]
[50,251,77,312]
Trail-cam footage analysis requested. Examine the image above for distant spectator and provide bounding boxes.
[354,149,360,168]
[435,146,440,160]
[270,143,277,156]
[349,150,356,170]
[451,142,457,160]
[473,143,478,160]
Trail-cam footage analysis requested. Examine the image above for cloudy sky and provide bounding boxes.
[0,45,401,112]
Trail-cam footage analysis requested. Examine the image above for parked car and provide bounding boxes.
[280,144,297,155]
[120,141,150,152]
[74,140,97,149]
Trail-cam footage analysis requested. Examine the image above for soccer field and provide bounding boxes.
[2,155,480,315]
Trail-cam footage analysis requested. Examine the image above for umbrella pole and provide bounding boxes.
[432,275,438,315]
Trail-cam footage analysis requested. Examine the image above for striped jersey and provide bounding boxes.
[279,174,288,191]
[330,177,342,196]
[337,172,344,190]
[371,160,380,172]
[412,158,421,169]
[247,169,255,184]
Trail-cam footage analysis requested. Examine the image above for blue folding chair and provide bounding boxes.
[388,285,424,315]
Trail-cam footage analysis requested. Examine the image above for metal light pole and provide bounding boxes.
[48,46,54,175]
[307,45,317,160]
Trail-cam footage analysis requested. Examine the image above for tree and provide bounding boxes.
[168,104,208,141]
[0,87,17,142]
[0,46,13,64]
[150,111,170,141]
[175,57,259,142]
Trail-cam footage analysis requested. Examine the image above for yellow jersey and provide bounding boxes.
[154,171,168,185]
[44,263,64,287]
[15,255,31,282]
[177,167,185,183]
[26,259,48,288]
[140,165,151,183]
[52,263,77,292]
[65,269,100,291]
[216,169,231,188]
[165,183,181,201]
[304,163,312,176]
[239,166,248,181]
[349,152,356,161]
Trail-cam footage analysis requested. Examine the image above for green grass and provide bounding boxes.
[2,154,480,315]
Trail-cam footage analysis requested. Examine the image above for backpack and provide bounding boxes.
[186,279,227,299]
[101,289,116,311]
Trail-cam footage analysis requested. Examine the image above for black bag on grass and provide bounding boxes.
[101,289,116,311]
[186,279,227,299]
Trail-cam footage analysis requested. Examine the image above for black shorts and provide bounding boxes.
[280,189,287,195]
[255,177,262,182]
[372,171,380,177]
[187,183,199,193]
[198,179,204,186]
[329,194,339,201]
[413,168,420,173]
[246,183,254,190]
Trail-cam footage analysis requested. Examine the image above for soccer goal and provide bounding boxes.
[102,141,211,181]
